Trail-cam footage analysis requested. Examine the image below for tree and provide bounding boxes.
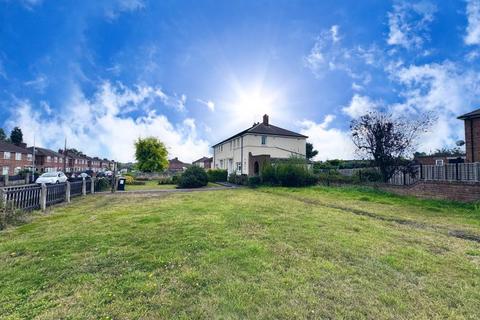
[0,128,6,141]
[306,142,318,160]
[350,111,433,182]
[9,127,23,145]
[134,137,169,172]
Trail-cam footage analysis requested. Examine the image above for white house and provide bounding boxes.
[212,114,307,176]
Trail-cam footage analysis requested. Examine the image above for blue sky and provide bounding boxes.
[1,0,480,162]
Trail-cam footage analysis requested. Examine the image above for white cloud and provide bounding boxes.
[387,1,437,49]
[299,115,355,161]
[104,0,145,21]
[6,82,209,163]
[24,74,48,93]
[197,99,215,111]
[342,94,380,118]
[465,0,480,45]
[388,61,480,152]
[330,25,341,43]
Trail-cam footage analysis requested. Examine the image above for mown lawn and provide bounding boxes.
[125,180,221,191]
[1,186,480,319]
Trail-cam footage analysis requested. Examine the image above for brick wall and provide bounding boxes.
[464,118,480,162]
[382,180,480,202]
[0,151,32,175]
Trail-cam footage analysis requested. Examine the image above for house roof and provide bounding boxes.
[193,156,212,164]
[211,120,308,148]
[458,108,480,120]
[0,141,30,153]
[27,146,63,158]
[168,157,190,170]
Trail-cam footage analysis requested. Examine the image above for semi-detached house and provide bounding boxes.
[0,141,33,175]
[212,115,307,176]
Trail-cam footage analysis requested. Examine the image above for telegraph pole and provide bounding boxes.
[63,138,67,173]
[32,136,36,182]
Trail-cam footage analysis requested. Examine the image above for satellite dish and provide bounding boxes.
[456,140,465,146]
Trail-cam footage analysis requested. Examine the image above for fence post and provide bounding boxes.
[91,177,95,194]
[66,181,71,203]
[40,183,47,212]
[4,174,9,187]
[82,178,86,196]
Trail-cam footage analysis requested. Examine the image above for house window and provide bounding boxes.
[435,159,444,166]
[236,162,241,172]
[15,153,22,161]
[54,157,58,163]
[47,156,51,162]
[27,154,33,161]
[261,136,267,145]
[220,160,224,168]
[4,152,11,160]
[2,166,9,175]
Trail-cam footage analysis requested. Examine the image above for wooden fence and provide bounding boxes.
[0,178,101,212]
[338,162,480,186]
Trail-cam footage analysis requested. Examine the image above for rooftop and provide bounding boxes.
[0,141,30,153]
[212,114,307,147]
[458,108,480,120]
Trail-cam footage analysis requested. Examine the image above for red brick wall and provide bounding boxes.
[382,180,480,202]
[0,151,32,175]
[464,118,480,162]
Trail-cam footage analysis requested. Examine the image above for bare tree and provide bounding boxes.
[350,111,433,182]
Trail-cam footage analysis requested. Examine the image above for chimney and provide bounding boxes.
[263,114,269,125]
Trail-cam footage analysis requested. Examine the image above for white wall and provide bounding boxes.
[213,134,306,175]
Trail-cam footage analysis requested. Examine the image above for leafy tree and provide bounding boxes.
[9,127,23,145]
[350,111,433,182]
[134,137,169,172]
[306,142,318,160]
[0,128,6,141]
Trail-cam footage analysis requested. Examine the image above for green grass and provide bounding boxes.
[126,180,221,191]
[1,186,480,319]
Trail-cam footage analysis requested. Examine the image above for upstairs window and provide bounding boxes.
[435,159,444,166]
[15,153,22,160]
[27,154,33,161]
[261,136,267,145]
[47,156,51,162]
[4,152,11,160]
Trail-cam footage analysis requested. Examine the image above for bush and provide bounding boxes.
[177,166,208,188]
[228,173,248,185]
[128,180,146,185]
[157,177,174,185]
[261,159,317,187]
[95,177,111,192]
[248,176,261,187]
[355,168,382,182]
[125,176,135,184]
[208,169,228,182]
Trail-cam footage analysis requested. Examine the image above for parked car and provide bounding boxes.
[78,172,91,179]
[35,172,68,184]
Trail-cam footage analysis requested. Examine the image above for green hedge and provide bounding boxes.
[228,173,248,185]
[208,169,228,182]
[178,166,208,188]
[261,159,317,187]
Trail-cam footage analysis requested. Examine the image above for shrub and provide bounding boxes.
[355,168,382,182]
[125,176,135,184]
[261,159,317,187]
[95,177,111,192]
[248,176,261,188]
[158,177,174,185]
[208,169,228,182]
[178,166,208,188]
[128,180,146,185]
[228,173,248,185]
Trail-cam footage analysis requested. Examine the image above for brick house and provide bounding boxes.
[458,108,480,162]
[414,155,465,166]
[88,157,102,172]
[192,156,213,170]
[0,141,33,175]
[101,158,113,171]
[168,157,190,173]
[27,147,64,173]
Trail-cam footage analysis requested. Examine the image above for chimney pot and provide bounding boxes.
[263,114,269,125]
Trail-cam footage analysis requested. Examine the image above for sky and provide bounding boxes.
[1,0,480,162]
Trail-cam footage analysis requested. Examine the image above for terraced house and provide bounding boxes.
[212,114,307,176]
[0,141,32,175]
[27,147,64,173]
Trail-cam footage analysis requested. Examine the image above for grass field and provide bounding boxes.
[125,180,221,191]
[1,186,480,319]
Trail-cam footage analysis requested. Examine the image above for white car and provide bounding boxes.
[36,172,68,184]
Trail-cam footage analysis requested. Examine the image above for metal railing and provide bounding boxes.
[1,184,42,211]
[70,181,83,197]
[46,183,67,206]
